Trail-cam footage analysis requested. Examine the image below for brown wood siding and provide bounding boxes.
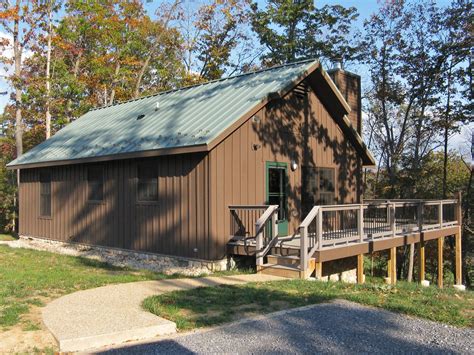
[19,153,210,259]
[209,85,362,259]
[18,80,363,261]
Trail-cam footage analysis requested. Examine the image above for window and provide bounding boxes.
[267,165,287,221]
[87,166,104,201]
[137,163,158,202]
[302,167,335,215]
[40,171,51,217]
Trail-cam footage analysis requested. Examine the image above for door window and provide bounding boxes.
[267,166,287,221]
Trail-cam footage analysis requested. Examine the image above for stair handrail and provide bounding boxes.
[255,205,279,268]
[299,206,320,278]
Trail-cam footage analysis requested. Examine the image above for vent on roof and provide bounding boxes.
[137,114,146,120]
[294,81,309,99]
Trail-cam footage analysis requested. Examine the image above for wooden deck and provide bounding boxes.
[227,224,459,261]
[227,198,463,284]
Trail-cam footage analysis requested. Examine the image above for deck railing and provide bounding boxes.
[229,197,461,278]
[229,205,279,267]
[299,198,461,276]
[229,205,269,240]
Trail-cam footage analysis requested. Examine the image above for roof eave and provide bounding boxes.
[306,67,376,166]
[6,144,209,170]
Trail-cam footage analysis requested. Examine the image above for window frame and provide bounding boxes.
[136,162,158,203]
[302,166,336,214]
[87,165,105,203]
[39,170,52,218]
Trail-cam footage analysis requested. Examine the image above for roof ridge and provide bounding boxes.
[90,58,318,112]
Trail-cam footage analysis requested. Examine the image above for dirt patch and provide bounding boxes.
[269,300,291,309]
[234,304,259,312]
[0,305,57,353]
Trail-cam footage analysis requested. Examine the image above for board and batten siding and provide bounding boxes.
[19,77,363,261]
[19,153,212,259]
[208,84,362,259]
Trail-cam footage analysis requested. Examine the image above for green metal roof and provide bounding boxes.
[8,59,318,168]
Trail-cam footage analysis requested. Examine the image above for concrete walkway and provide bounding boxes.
[42,274,284,352]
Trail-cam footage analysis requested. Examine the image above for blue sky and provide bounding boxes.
[1,0,470,152]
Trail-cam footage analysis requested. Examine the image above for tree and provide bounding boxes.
[397,1,444,196]
[132,0,182,98]
[178,0,253,81]
[0,0,48,159]
[44,1,61,139]
[362,1,407,197]
[362,0,471,280]
[250,0,361,67]
[434,0,473,198]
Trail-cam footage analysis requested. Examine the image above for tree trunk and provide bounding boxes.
[66,52,82,123]
[12,0,23,233]
[134,54,152,99]
[442,64,452,199]
[109,61,121,105]
[45,5,53,139]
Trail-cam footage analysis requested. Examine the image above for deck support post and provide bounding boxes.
[437,237,444,288]
[418,240,426,283]
[387,247,397,285]
[455,227,462,285]
[315,261,322,280]
[357,254,365,284]
[454,192,464,289]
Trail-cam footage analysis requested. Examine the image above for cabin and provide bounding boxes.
[7,59,464,287]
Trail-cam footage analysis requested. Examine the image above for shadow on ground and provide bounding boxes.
[96,300,472,354]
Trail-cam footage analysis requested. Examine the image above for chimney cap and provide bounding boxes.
[331,58,343,70]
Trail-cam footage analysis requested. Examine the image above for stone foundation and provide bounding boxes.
[9,236,234,277]
[317,256,358,283]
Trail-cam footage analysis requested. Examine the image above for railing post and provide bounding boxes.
[438,201,443,228]
[317,209,323,250]
[417,202,423,233]
[272,208,278,238]
[456,191,462,225]
[391,203,396,237]
[300,225,308,279]
[255,228,264,270]
[386,202,391,228]
[358,204,364,242]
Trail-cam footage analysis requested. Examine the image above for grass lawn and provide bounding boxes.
[143,278,474,331]
[0,233,17,241]
[0,244,185,330]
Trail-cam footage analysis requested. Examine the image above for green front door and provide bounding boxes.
[266,162,289,236]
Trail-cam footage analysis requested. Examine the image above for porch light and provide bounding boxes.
[291,160,298,171]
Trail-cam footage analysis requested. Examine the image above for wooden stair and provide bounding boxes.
[257,255,316,279]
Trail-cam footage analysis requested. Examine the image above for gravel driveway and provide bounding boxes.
[98,300,473,354]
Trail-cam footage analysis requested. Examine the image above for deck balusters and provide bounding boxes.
[229,198,461,280]
[229,206,268,240]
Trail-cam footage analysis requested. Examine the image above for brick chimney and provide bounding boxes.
[327,67,362,135]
